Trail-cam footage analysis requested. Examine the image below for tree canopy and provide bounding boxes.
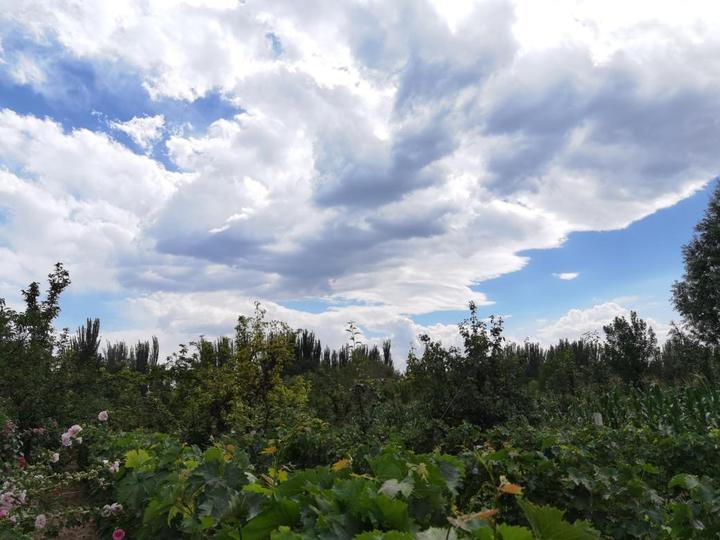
[673,180,720,344]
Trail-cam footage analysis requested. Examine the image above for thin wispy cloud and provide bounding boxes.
[553,272,579,281]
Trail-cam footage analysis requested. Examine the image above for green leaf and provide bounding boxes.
[370,452,407,481]
[519,501,600,540]
[241,499,300,540]
[124,448,152,469]
[374,495,410,531]
[243,483,274,497]
[271,526,304,539]
[203,446,225,462]
[471,529,494,540]
[497,524,534,540]
[669,473,701,491]
[200,515,215,530]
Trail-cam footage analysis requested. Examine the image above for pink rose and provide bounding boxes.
[51,453,60,463]
[68,424,82,436]
[0,508,8,519]
[35,514,47,530]
[112,528,126,540]
[98,410,109,422]
[61,432,72,446]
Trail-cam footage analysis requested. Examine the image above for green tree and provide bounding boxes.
[0,263,70,427]
[603,311,657,387]
[672,181,720,345]
[408,302,529,431]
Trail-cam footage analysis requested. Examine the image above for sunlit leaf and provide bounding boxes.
[332,458,351,472]
[378,478,414,498]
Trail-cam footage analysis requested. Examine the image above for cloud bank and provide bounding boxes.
[0,0,718,364]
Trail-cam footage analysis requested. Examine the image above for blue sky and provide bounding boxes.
[1,0,719,364]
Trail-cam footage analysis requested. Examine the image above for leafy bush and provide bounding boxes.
[105,435,598,539]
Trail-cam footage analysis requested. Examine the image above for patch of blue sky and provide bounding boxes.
[475,182,717,337]
[0,208,10,245]
[359,328,389,340]
[410,182,716,337]
[410,310,470,326]
[280,298,335,314]
[280,297,372,314]
[0,31,241,170]
[265,32,284,57]
[56,290,130,332]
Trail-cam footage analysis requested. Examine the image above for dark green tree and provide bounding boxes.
[408,302,528,431]
[672,181,720,345]
[71,318,101,367]
[603,311,657,387]
[0,263,71,426]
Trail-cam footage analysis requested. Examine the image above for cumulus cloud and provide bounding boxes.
[110,115,165,151]
[0,109,190,293]
[0,0,718,357]
[536,301,671,345]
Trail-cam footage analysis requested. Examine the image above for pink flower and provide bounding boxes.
[112,527,126,540]
[35,514,47,530]
[0,508,8,519]
[68,424,82,436]
[109,461,120,474]
[98,410,109,422]
[51,453,60,463]
[61,432,72,446]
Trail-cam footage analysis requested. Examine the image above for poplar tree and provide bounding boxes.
[672,181,720,344]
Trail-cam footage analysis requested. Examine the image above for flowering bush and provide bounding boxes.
[1,419,22,470]
[0,410,125,538]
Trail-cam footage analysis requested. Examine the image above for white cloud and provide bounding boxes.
[0,0,718,358]
[109,289,466,369]
[553,272,579,280]
[536,301,671,345]
[110,115,165,151]
[0,109,190,293]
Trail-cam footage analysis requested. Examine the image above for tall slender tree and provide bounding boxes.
[672,180,720,345]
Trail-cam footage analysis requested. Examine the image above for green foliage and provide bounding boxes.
[673,180,720,345]
[6,264,720,538]
[666,474,720,537]
[571,383,720,433]
[603,311,658,387]
[0,263,71,427]
[104,435,596,539]
[407,302,531,431]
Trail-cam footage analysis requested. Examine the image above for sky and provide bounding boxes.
[0,0,719,367]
